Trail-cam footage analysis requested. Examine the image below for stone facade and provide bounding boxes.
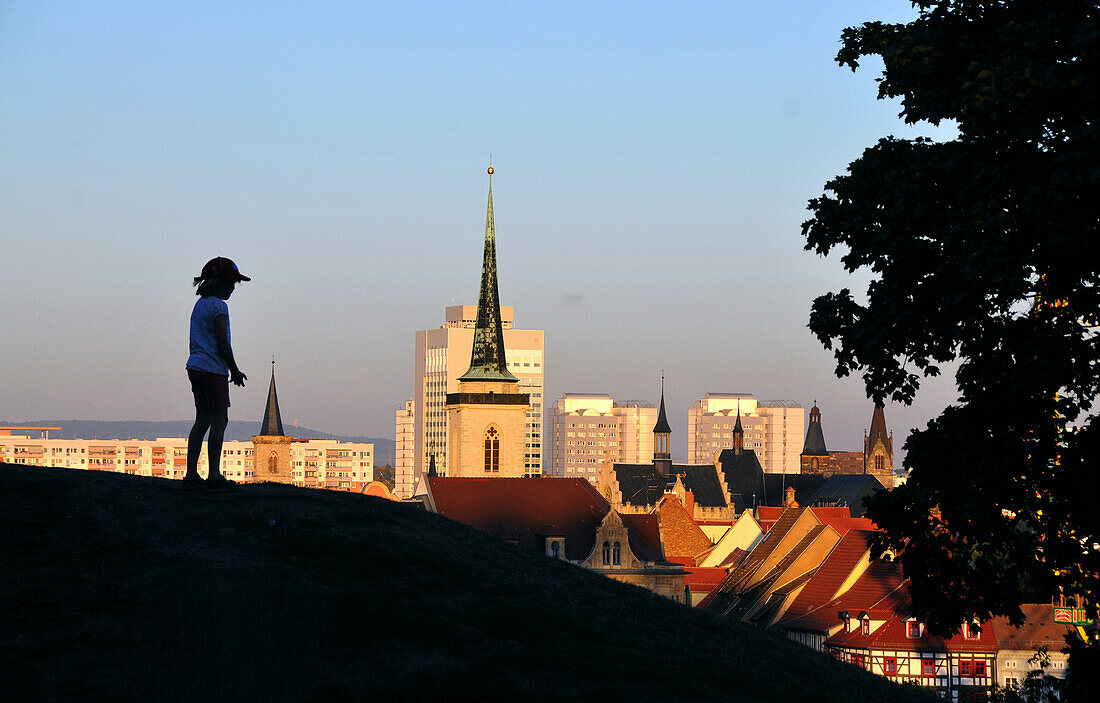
[250,434,294,483]
[446,380,529,477]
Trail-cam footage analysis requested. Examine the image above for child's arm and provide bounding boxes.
[214,315,247,387]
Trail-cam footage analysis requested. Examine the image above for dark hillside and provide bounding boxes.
[0,464,936,703]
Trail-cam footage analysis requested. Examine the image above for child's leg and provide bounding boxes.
[187,407,211,478]
[206,409,229,479]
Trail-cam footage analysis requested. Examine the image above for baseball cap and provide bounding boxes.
[198,257,251,283]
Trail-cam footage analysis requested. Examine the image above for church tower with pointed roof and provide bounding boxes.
[864,404,894,488]
[652,376,672,477]
[252,359,294,484]
[445,167,530,477]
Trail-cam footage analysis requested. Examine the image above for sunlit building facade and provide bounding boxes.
[687,393,804,473]
[545,393,658,483]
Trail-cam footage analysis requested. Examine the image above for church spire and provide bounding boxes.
[459,163,518,383]
[259,357,285,436]
[732,399,745,454]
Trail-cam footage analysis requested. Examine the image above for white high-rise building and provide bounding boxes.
[413,304,544,480]
[687,393,804,473]
[394,398,415,498]
[546,393,658,483]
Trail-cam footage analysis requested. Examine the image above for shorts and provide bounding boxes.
[188,368,231,410]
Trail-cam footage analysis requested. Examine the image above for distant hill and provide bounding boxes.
[0,463,937,703]
[0,420,395,464]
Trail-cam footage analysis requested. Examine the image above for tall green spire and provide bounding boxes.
[459,166,518,383]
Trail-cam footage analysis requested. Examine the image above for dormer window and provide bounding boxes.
[907,621,922,638]
[602,541,611,565]
[612,541,622,565]
[963,622,980,639]
[861,618,870,636]
[549,541,561,559]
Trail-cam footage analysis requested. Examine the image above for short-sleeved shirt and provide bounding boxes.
[186,296,230,376]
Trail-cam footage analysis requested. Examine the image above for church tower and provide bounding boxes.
[252,359,294,484]
[864,404,894,488]
[652,377,672,477]
[445,166,530,477]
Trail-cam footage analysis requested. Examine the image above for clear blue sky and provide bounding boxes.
[1,1,958,460]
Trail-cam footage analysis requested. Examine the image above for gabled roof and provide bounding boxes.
[988,603,1074,651]
[807,474,884,518]
[717,448,765,514]
[618,513,663,562]
[612,463,727,509]
[782,529,873,624]
[782,560,909,633]
[426,477,608,560]
[763,474,827,508]
[657,496,714,562]
[828,613,999,653]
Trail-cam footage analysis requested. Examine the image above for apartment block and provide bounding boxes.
[687,393,804,473]
[545,393,658,483]
[0,433,374,491]
[394,398,415,498]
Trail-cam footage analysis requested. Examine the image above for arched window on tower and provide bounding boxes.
[613,541,622,565]
[811,457,819,470]
[268,451,278,474]
[484,427,500,473]
[875,454,885,472]
[602,541,611,565]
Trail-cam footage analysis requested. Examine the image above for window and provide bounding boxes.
[613,541,621,565]
[875,455,885,472]
[974,660,986,677]
[882,657,897,674]
[964,622,980,639]
[861,619,870,636]
[852,654,866,668]
[602,541,611,565]
[960,661,972,677]
[907,621,921,638]
[549,541,560,559]
[268,451,278,474]
[1005,677,1019,688]
[922,659,935,677]
[483,427,500,473]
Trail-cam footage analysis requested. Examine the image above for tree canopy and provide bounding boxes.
[802,0,1098,670]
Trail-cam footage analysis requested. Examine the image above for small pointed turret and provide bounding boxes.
[427,451,438,478]
[653,373,672,475]
[459,166,518,383]
[259,358,285,437]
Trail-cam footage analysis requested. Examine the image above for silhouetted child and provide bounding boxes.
[185,257,249,490]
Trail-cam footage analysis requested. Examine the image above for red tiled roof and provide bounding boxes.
[718,547,747,568]
[782,529,873,623]
[781,560,909,633]
[658,495,715,561]
[829,614,999,653]
[988,603,1075,650]
[619,512,663,562]
[684,567,728,591]
[427,477,610,560]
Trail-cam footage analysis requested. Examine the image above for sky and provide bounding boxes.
[1,1,961,462]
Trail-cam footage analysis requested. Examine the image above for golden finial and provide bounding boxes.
[488,154,493,175]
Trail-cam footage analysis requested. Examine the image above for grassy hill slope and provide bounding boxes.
[0,464,936,703]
